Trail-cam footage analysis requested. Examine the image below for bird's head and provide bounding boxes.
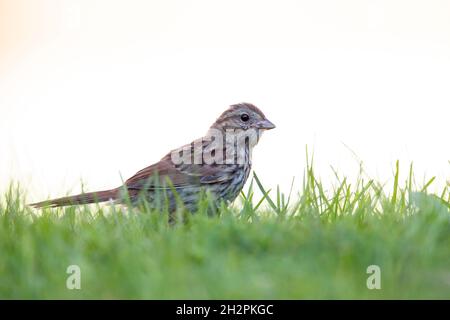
[211,102,276,132]
[205,102,275,153]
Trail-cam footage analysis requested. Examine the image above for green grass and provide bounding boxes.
[0,160,449,299]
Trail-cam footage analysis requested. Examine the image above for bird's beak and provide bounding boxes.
[256,119,276,130]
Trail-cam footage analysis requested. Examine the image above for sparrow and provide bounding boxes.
[31,103,275,215]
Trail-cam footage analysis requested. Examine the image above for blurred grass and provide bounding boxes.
[0,159,449,299]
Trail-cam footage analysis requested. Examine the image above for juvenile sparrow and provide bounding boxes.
[31,103,275,214]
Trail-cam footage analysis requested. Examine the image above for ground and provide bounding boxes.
[1,163,449,299]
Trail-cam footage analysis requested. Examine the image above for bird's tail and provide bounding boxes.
[30,188,119,208]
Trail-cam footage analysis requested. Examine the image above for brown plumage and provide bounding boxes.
[30,103,275,213]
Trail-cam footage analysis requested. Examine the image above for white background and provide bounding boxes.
[0,0,449,201]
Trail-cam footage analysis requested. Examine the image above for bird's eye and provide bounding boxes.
[240,114,250,122]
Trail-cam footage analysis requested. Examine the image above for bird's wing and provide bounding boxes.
[125,141,237,191]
